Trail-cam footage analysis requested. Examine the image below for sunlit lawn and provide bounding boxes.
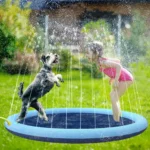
[0,63,150,150]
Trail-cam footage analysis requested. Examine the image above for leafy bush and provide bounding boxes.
[0,27,16,63]
[0,0,37,64]
[2,52,39,74]
[81,58,102,79]
[59,49,72,71]
[53,49,78,71]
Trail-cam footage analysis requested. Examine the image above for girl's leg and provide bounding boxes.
[110,89,121,122]
[110,81,133,122]
[117,81,133,97]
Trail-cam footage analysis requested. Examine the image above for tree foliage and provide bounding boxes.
[0,27,16,63]
[0,0,36,62]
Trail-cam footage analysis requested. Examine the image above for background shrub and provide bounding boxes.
[81,58,102,79]
[0,27,16,64]
[2,52,39,74]
[58,49,72,71]
[0,0,37,68]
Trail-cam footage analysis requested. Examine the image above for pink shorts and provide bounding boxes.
[119,68,134,82]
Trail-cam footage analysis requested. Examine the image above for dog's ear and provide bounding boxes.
[41,55,46,64]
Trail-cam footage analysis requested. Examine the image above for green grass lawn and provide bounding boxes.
[0,64,150,150]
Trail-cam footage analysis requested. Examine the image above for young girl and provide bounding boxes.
[86,41,134,122]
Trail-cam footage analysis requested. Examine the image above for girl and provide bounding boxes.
[86,41,134,122]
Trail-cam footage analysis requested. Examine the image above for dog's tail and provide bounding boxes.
[18,82,24,98]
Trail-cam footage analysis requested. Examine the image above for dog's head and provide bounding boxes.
[41,53,59,66]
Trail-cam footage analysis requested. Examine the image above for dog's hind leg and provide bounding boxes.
[17,100,29,122]
[30,101,48,121]
[18,82,24,98]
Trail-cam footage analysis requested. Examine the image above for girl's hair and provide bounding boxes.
[88,41,103,54]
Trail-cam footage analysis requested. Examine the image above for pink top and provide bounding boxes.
[99,58,133,82]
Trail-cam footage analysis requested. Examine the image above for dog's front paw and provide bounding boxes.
[56,74,64,82]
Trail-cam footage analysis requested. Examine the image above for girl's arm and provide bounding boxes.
[102,60,122,87]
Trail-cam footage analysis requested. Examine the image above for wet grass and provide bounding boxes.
[0,63,150,150]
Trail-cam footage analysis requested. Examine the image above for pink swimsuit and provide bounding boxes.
[99,58,133,82]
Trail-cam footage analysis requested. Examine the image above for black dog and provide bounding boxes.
[17,53,63,122]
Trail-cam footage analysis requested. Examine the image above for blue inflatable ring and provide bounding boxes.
[5,108,148,143]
